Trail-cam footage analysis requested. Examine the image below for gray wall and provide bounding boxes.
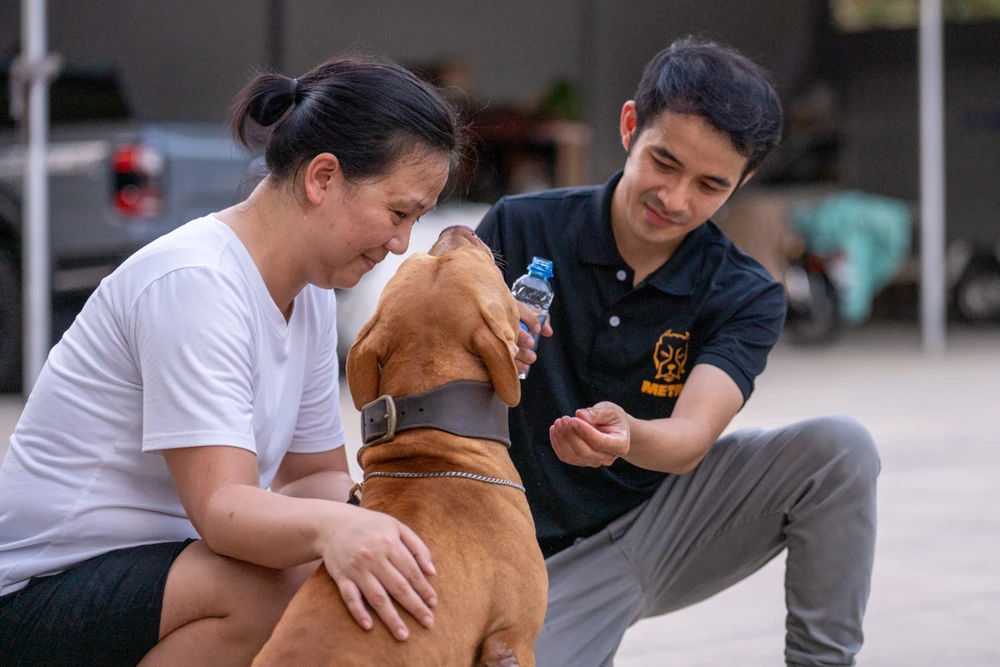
[2,1,997,245]
[833,26,1000,246]
[944,61,1000,246]
[0,2,17,55]
[1,0,815,179]
[283,0,582,107]
[2,0,583,121]
[2,1,271,121]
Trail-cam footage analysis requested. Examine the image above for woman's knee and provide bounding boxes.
[160,541,312,645]
[217,560,317,647]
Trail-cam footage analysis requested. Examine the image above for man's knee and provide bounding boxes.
[797,415,880,483]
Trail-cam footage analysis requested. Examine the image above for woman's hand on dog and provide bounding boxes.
[321,506,437,641]
[549,401,631,468]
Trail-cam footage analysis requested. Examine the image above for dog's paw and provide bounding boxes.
[480,656,520,667]
[479,634,529,667]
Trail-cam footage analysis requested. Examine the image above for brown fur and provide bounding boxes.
[253,226,548,666]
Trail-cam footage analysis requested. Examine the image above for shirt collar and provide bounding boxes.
[574,170,706,296]
[644,223,709,296]
[575,171,624,267]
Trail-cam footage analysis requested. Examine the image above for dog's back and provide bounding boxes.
[253,227,547,666]
[255,459,544,665]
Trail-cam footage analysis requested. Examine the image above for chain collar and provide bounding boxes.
[364,470,525,492]
[346,470,526,505]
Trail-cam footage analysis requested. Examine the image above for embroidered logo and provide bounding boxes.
[653,329,690,381]
[641,329,691,399]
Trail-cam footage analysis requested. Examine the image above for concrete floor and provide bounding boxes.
[2,323,999,665]
[611,325,1000,667]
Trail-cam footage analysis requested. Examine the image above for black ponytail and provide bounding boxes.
[230,74,298,145]
[228,55,464,183]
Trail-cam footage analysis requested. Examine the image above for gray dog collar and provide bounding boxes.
[358,380,511,453]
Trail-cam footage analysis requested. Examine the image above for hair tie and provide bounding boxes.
[268,77,298,126]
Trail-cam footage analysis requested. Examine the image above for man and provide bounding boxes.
[476,37,879,667]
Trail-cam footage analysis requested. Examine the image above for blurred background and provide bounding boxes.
[1,0,1000,375]
[1,1,999,664]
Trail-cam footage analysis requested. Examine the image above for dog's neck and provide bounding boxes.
[352,333,522,479]
[377,355,494,400]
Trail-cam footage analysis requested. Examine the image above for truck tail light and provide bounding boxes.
[111,143,165,218]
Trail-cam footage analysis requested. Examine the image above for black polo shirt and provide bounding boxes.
[476,172,786,558]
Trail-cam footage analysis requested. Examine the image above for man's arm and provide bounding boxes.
[625,364,744,473]
[548,363,744,474]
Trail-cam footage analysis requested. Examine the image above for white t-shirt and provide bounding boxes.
[0,215,345,595]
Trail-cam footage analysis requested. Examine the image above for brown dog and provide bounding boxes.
[252,225,547,666]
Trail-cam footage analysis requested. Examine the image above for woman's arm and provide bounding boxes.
[163,445,437,641]
[270,447,355,501]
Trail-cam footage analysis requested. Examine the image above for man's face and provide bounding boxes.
[612,105,750,263]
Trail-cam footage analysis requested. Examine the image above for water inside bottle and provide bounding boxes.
[512,259,554,380]
[512,282,554,311]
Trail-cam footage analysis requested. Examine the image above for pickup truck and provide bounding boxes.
[0,62,252,391]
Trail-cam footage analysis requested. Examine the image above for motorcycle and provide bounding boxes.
[782,240,844,345]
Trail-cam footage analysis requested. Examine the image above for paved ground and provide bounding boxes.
[612,325,1000,666]
[2,323,999,665]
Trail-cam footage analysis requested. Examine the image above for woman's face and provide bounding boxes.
[306,149,451,289]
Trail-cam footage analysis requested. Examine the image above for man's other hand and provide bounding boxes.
[549,402,631,467]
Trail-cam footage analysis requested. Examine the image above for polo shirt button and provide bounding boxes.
[609,315,621,327]
[616,270,627,281]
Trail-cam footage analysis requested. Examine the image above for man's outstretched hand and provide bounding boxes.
[549,401,631,468]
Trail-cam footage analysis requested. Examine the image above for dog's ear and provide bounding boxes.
[346,314,384,410]
[475,301,521,407]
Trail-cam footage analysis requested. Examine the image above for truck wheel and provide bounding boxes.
[0,246,21,393]
[954,253,1000,323]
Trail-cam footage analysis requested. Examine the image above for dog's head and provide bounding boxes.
[346,225,521,409]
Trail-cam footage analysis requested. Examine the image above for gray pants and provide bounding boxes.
[535,415,880,667]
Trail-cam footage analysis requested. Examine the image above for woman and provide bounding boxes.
[0,55,464,666]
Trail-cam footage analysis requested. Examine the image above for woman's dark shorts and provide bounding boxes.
[0,539,195,667]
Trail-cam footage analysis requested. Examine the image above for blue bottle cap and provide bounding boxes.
[528,257,554,280]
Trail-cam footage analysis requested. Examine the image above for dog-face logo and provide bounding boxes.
[653,329,690,382]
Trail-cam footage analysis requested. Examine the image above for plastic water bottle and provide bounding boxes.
[511,257,555,380]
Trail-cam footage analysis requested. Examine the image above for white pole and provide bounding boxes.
[919,0,946,353]
[21,0,51,395]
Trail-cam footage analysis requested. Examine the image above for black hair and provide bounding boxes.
[229,54,465,184]
[634,37,783,175]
